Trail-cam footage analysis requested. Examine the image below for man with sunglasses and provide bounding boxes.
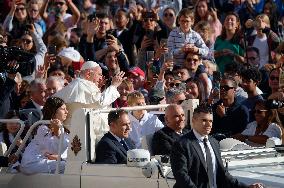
[211,76,250,139]
[184,51,211,98]
[40,0,80,29]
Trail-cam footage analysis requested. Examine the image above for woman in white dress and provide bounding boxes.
[21,97,69,174]
[234,100,283,147]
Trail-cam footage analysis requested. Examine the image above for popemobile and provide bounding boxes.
[0,100,284,188]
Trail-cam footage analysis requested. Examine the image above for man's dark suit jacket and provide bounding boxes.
[152,126,189,156]
[21,100,42,124]
[0,156,8,167]
[95,132,135,164]
[171,130,248,188]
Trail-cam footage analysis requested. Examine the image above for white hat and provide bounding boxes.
[80,61,99,71]
[58,47,81,62]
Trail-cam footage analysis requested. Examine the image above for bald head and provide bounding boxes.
[165,104,185,132]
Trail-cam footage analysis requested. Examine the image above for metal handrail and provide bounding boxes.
[0,119,25,157]
[15,120,50,156]
[14,120,65,174]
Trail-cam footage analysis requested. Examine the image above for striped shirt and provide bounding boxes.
[167,27,209,65]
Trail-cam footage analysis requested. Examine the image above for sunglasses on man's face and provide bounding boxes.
[22,39,32,44]
[164,13,174,17]
[220,85,234,91]
[16,7,26,12]
[270,76,279,81]
[169,82,181,87]
[143,18,154,22]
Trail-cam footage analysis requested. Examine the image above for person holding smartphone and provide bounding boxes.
[167,8,209,66]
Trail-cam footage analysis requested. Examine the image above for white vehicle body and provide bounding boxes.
[0,100,284,188]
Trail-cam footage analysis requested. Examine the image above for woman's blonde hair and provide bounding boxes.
[127,91,144,106]
[256,14,271,28]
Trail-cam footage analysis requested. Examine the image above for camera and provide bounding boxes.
[0,46,35,76]
[266,100,284,109]
[25,24,33,31]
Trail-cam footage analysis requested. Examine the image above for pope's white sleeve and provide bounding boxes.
[99,85,120,106]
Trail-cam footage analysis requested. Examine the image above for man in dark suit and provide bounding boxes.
[171,104,263,188]
[95,109,135,164]
[21,79,46,123]
[152,104,189,156]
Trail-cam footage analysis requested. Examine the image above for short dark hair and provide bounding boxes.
[241,67,262,82]
[246,46,260,56]
[224,62,244,75]
[222,75,238,88]
[71,27,83,38]
[42,97,65,120]
[108,109,128,125]
[193,103,212,115]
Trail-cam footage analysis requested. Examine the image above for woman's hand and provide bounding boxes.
[44,152,59,160]
[50,119,62,137]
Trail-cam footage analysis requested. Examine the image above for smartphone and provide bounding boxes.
[213,71,222,83]
[48,45,57,55]
[279,69,284,88]
[25,24,33,31]
[160,38,167,48]
[145,29,155,39]
[106,33,112,40]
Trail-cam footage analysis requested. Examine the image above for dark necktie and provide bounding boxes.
[120,139,129,151]
[203,137,214,188]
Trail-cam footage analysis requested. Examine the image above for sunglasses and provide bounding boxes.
[143,18,154,22]
[220,85,234,91]
[253,109,268,114]
[16,7,26,12]
[186,58,199,62]
[270,76,279,81]
[177,99,185,105]
[54,1,65,6]
[22,39,32,44]
[169,82,181,87]
[164,13,174,17]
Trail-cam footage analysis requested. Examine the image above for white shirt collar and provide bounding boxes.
[109,131,122,142]
[32,100,43,110]
[192,129,208,142]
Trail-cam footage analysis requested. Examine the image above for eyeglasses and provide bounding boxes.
[22,39,32,44]
[164,13,174,17]
[169,82,181,87]
[270,76,279,81]
[15,7,26,12]
[54,1,65,6]
[143,18,155,22]
[220,85,234,91]
[186,58,199,62]
[253,109,268,114]
[177,99,185,105]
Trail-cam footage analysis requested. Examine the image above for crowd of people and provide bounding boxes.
[0,0,283,185]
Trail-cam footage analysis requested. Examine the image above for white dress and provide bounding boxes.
[20,125,69,174]
[242,121,282,147]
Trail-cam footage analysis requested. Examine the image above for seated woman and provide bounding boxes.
[20,97,69,174]
[233,100,283,147]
